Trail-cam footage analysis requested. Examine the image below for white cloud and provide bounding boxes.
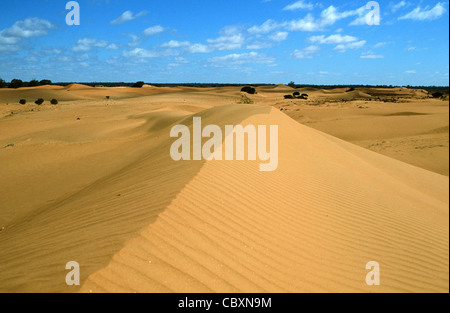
[399,2,446,21]
[374,42,388,48]
[287,5,366,31]
[207,34,244,51]
[111,11,146,25]
[0,18,54,53]
[248,19,281,34]
[405,70,416,74]
[143,25,165,36]
[283,1,314,11]
[72,38,108,52]
[287,13,321,31]
[291,45,320,59]
[123,48,159,58]
[392,1,408,13]
[208,51,274,66]
[106,44,119,50]
[349,7,373,26]
[269,31,289,42]
[334,40,366,52]
[161,40,211,53]
[246,42,273,50]
[127,34,141,47]
[361,52,384,59]
[309,34,358,44]
[161,40,190,48]
[187,43,210,53]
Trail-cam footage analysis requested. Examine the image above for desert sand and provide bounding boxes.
[0,84,448,293]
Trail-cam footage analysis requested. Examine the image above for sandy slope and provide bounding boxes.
[0,86,448,293]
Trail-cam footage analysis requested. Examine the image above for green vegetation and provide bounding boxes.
[239,94,254,104]
[241,86,256,94]
[132,81,145,88]
[50,99,58,105]
[9,79,24,89]
[19,99,26,105]
[35,98,44,105]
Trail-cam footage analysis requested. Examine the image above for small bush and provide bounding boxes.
[239,94,254,104]
[293,91,300,97]
[301,94,309,99]
[346,87,355,92]
[50,99,58,105]
[284,95,294,99]
[132,81,145,88]
[241,86,256,94]
[19,99,26,105]
[432,92,444,99]
[106,96,110,99]
[35,98,44,105]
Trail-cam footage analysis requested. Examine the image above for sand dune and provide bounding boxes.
[0,86,448,293]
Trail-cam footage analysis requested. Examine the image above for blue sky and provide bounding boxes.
[0,0,448,85]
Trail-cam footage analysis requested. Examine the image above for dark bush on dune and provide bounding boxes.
[284,95,294,99]
[35,98,44,105]
[50,99,58,105]
[432,91,444,99]
[301,93,309,99]
[346,87,355,92]
[19,99,26,105]
[241,86,256,94]
[133,81,145,88]
[293,91,300,97]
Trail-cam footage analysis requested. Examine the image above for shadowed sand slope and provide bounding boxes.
[0,102,448,293]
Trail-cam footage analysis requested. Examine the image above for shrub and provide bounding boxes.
[284,95,294,99]
[39,79,52,86]
[28,80,40,87]
[50,99,58,105]
[132,81,145,88]
[35,98,44,105]
[0,78,6,88]
[346,87,355,92]
[293,91,300,97]
[301,94,309,99]
[9,79,23,89]
[241,86,256,94]
[19,99,26,105]
[106,96,110,99]
[432,92,444,99]
[239,94,254,104]
[288,81,296,88]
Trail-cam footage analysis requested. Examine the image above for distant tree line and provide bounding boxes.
[0,78,52,89]
[1,78,448,94]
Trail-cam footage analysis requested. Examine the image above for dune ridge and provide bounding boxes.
[78,107,448,293]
